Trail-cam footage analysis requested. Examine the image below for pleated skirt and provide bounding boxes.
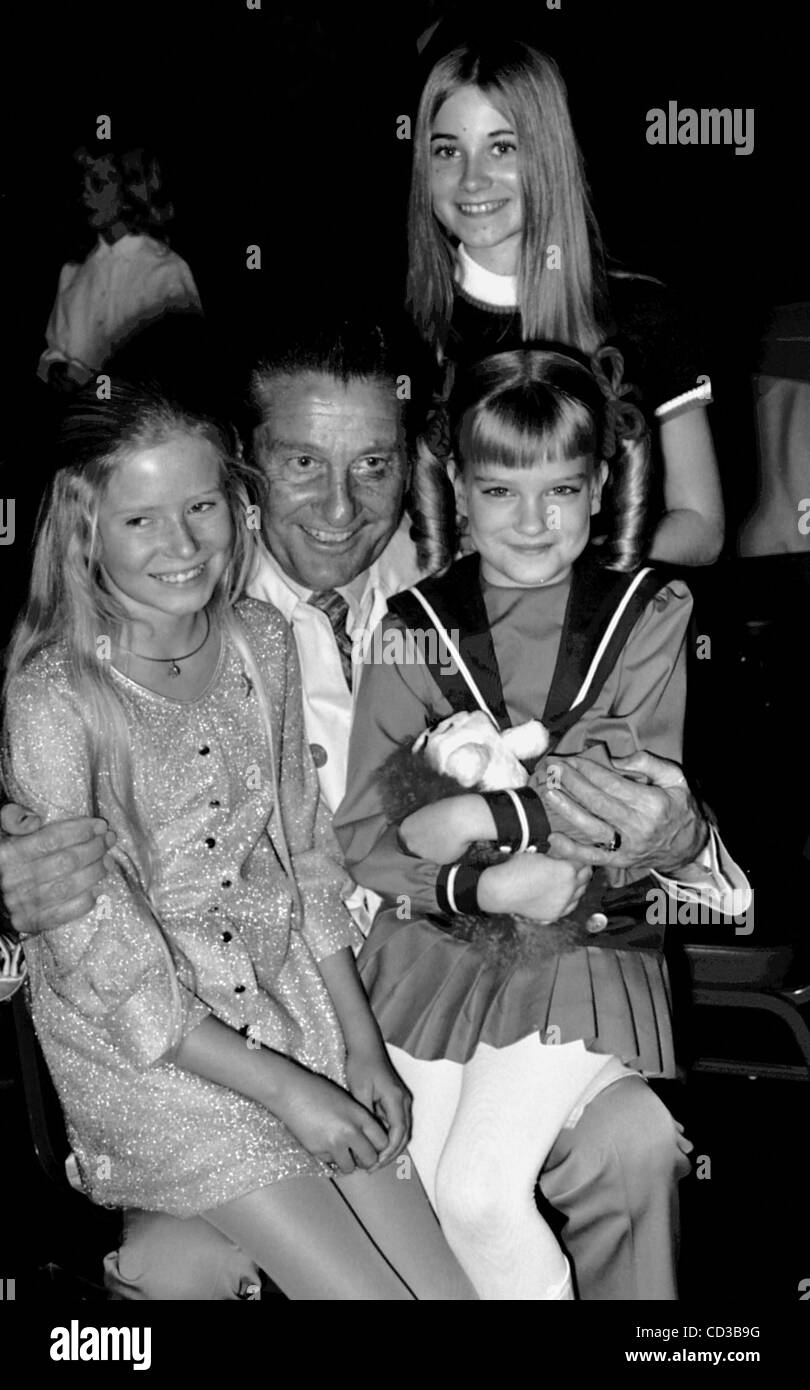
[358,908,677,1078]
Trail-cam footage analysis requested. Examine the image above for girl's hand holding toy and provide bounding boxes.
[400,793,592,922]
[400,710,547,862]
[380,710,611,963]
[400,793,495,863]
[476,853,591,924]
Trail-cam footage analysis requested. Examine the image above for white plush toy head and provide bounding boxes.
[413,711,549,791]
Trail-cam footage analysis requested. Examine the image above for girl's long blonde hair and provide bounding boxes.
[3,379,310,1054]
[407,39,608,357]
[3,382,265,892]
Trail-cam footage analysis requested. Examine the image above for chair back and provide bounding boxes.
[11,990,72,1190]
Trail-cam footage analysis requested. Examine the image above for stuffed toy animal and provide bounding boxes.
[413,710,549,790]
[378,710,610,967]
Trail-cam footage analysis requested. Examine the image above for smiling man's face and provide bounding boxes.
[253,372,408,591]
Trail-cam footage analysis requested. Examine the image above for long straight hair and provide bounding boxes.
[3,382,266,893]
[407,39,608,355]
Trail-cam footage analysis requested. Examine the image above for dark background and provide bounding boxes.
[3,0,806,605]
[0,0,807,1309]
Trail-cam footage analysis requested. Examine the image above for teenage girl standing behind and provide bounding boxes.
[407,38,724,566]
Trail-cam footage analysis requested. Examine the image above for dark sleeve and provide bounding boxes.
[607,271,713,422]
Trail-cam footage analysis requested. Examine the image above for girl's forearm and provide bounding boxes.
[648,508,724,566]
[317,947,384,1052]
[166,1014,300,1109]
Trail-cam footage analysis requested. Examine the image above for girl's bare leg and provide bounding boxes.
[333,1159,477,1300]
[202,1168,476,1301]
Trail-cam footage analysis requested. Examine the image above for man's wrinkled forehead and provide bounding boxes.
[253,370,405,457]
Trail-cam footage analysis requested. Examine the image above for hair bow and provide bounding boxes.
[589,345,648,458]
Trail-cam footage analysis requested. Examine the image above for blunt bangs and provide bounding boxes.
[458,391,597,473]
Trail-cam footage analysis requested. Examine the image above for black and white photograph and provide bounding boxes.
[0,0,807,1354]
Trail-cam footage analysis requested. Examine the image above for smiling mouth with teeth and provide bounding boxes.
[457,200,509,215]
[152,563,207,584]
[301,526,360,544]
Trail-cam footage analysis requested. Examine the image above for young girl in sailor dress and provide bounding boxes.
[335,347,709,1300]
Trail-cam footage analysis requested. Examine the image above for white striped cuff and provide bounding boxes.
[655,378,713,422]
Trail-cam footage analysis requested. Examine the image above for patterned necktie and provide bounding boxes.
[308,589,354,690]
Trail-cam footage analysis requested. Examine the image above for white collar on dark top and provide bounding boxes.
[456,243,518,308]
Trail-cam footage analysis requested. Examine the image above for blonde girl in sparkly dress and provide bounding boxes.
[1,380,476,1300]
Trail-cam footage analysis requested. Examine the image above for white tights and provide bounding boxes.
[389,1036,637,1301]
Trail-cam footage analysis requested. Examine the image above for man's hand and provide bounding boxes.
[0,805,115,934]
[540,752,708,874]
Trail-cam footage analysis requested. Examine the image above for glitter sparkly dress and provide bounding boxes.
[2,598,361,1217]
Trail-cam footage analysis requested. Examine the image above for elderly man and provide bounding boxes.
[0,318,737,1300]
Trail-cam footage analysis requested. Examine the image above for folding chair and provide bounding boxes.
[11,990,111,1297]
[11,989,284,1300]
[684,942,810,1082]
[11,989,74,1190]
[680,550,810,1084]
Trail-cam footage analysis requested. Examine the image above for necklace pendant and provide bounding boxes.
[168,661,182,678]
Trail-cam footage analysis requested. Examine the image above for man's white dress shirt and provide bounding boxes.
[248,517,423,815]
[247,517,425,932]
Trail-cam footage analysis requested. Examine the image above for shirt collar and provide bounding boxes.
[351,516,425,628]
[456,243,518,308]
[247,544,305,622]
[366,514,424,602]
[246,516,424,623]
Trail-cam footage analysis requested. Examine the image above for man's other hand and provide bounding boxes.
[0,805,115,934]
[541,752,709,874]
